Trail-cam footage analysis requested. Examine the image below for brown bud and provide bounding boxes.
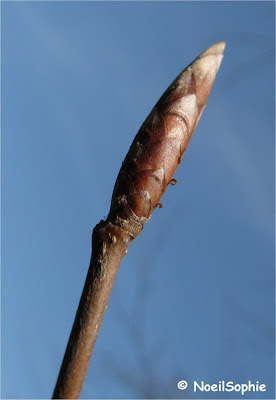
[107,42,225,239]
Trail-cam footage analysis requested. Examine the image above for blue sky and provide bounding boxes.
[1,1,275,399]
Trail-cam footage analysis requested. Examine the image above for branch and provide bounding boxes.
[52,41,225,399]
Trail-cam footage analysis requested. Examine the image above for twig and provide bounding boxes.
[52,41,225,399]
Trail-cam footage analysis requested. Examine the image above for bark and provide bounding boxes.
[53,41,225,399]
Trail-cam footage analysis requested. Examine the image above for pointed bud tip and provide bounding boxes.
[199,41,226,58]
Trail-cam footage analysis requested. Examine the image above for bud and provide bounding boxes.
[108,42,225,238]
